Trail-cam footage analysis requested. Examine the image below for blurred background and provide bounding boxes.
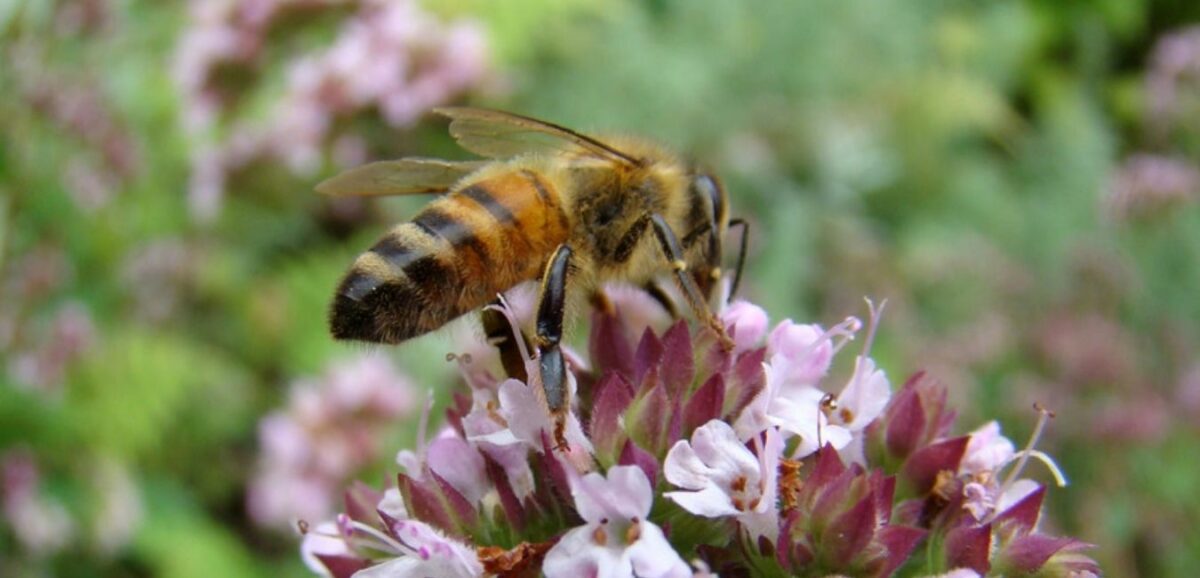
[1,0,1198,576]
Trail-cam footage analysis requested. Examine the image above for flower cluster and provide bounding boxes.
[1,450,141,559]
[1106,26,1200,222]
[1146,25,1200,138]
[298,290,1098,577]
[1105,154,1199,221]
[174,0,491,220]
[248,354,417,529]
[8,45,140,214]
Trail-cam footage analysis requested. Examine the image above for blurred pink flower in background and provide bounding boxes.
[1106,154,1199,221]
[6,302,95,395]
[248,354,417,529]
[118,239,201,324]
[1147,26,1200,136]
[1,450,74,557]
[175,0,492,221]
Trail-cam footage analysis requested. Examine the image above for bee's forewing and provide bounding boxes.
[315,158,487,197]
[435,107,639,165]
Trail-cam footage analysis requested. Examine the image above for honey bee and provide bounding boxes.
[319,108,747,423]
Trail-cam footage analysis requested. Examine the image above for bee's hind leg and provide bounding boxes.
[535,244,573,449]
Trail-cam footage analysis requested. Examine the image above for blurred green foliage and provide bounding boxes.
[1,0,1198,576]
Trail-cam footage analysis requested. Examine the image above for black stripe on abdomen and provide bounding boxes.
[460,184,515,225]
[370,235,418,268]
[412,207,493,269]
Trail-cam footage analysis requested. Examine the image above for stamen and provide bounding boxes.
[998,403,1061,496]
[415,391,434,469]
[592,525,608,546]
[807,316,863,361]
[859,297,887,361]
[337,513,354,538]
[339,520,407,556]
[835,298,888,421]
[485,294,533,364]
[297,519,310,535]
[625,518,642,543]
[1011,449,1068,487]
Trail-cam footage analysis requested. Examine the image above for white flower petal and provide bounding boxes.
[961,421,1016,475]
[606,465,654,521]
[377,488,407,519]
[996,479,1041,516]
[689,420,761,485]
[626,521,691,578]
[542,526,626,578]
[352,557,425,578]
[300,522,350,577]
[664,440,719,491]
[426,436,487,504]
[664,484,739,517]
[837,356,890,430]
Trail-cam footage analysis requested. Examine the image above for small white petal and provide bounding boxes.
[605,465,654,520]
[572,467,655,525]
[664,485,739,517]
[426,437,487,505]
[837,357,890,430]
[626,521,692,578]
[352,557,421,578]
[300,522,350,576]
[961,421,1016,475]
[996,479,1041,516]
[664,439,718,490]
[689,420,760,484]
[542,526,625,578]
[377,488,407,519]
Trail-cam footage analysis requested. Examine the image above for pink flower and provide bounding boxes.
[468,377,593,456]
[248,354,416,529]
[828,355,891,433]
[734,305,888,458]
[397,431,489,507]
[663,420,781,541]
[766,320,840,386]
[355,520,482,578]
[300,521,354,577]
[928,570,983,578]
[958,417,1066,523]
[543,466,689,578]
[721,300,768,352]
[960,421,1015,476]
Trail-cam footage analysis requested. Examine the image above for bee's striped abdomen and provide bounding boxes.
[329,170,569,344]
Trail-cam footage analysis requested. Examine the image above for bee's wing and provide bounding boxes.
[435,107,641,166]
[315,158,487,197]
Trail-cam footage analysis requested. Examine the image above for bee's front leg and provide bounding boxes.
[535,244,573,450]
[726,218,750,303]
[649,214,734,351]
